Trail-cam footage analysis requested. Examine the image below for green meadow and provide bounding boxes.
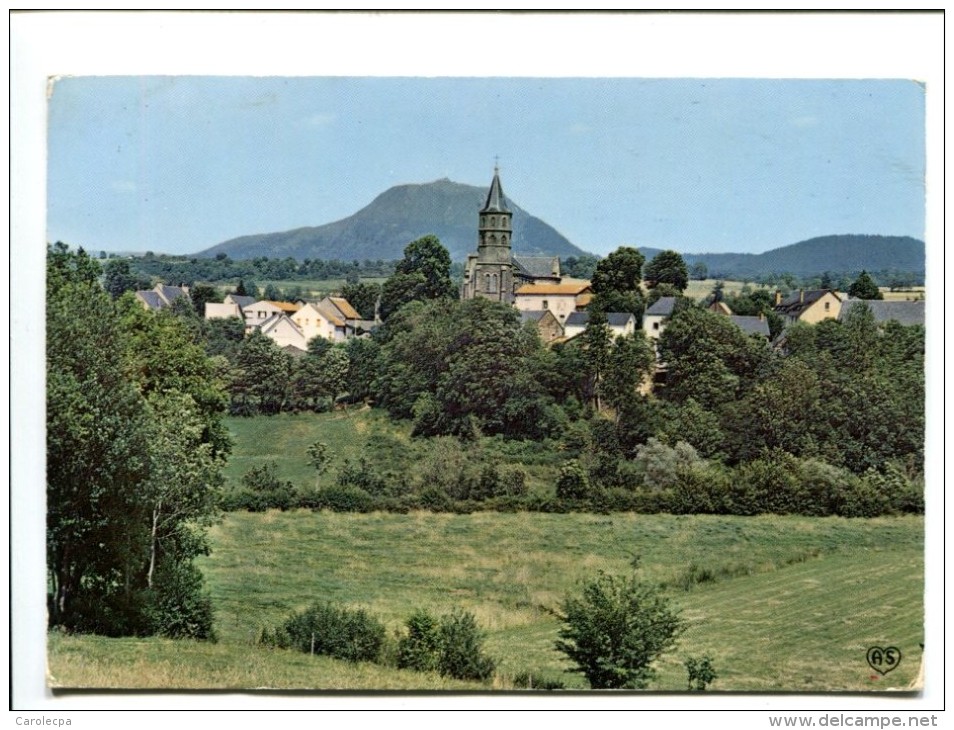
[47,411,924,692]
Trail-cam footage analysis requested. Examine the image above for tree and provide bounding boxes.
[103,258,149,299]
[232,330,292,414]
[307,441,333,490]
[589,246,646,318]
[848,270,884,300]
[601,332,655,415]
[657,307,769,410]
[644,250,689,291]
[689,261,709,281]
[47,244,226,638]
[189,283,222,317]
[380,235,455,319]
[340,281,382,320]
[48,254,150,631]
[556,571,683,689]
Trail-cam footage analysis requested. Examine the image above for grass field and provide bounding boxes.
[47,411,924,692]
[259,278,388,299]
[48,510,923,692]
[220,409,562,495]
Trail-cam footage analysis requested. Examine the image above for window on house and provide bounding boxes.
[825,302,830,311]
[490,274,498,293]
[542,300,548,310]
[653,322,660,330]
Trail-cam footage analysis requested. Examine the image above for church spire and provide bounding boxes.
[481,164,511,214]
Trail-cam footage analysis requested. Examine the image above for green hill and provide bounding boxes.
[195,178,586,262]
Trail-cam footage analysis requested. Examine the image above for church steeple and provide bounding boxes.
[466,164,515,303]
[481,165,511,214]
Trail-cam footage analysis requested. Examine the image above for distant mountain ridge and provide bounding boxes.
[196,178,585,262]
[194,178,923,280]
[640,235,925,280]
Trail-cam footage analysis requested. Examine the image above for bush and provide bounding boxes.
[274,602,385,663]
[511,671,566,690]
[396,609,441,673]
[634,438,704,492]
[395,608,496,682]
[145,559,216,641]
[313,484,378,513]
[556,459,590,501]
[236,462,297,512]
[556,571,683,689]
[437,609,496,681]
[685,654,717,690]
[418,485,454,512]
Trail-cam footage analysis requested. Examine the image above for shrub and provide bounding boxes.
[396,609,441,673]
[556,571,683,689]
[511,671,566,690]
[313,484,378,513]
[556,459,590,501]
[418,484,454,512]
[685,654,717,690]
[437,609,496,681]
[145,559,217,641]
[634,438,704,492]
[236,462,296,512]
[277,602,385,663]
[336,457,391,497]
[395,608,496,682]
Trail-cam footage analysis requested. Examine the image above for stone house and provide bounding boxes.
[519,310,564,344]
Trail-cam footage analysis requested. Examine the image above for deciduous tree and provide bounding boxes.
[644,250,689,291]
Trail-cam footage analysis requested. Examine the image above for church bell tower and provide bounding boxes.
[472,165,514,302]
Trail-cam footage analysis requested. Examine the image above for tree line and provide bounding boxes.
[212,236,922,518]
[47,243,228,638]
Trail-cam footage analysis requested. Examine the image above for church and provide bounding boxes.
[460,167,564,303]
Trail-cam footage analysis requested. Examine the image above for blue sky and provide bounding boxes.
[46,75,925,258]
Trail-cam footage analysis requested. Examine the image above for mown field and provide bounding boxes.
[47,411,924,692]
[48,510,923,691]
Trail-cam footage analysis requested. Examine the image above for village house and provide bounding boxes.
[837,298,925,327]
[728,314,771,340]
[241,300,301,330]
[135,283,190,311]
[513,281,592,324]
[291,297,358,343]
[773,289,842,326]
[643,297,677,340]
[563,311,637,340]
[519,310,564,344]
[256,313,308,350]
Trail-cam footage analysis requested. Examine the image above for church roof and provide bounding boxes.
[513,256,560,278]
[480,168,511,214]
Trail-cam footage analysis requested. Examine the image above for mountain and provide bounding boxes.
[195,178,585,262]
[640,235,925,280]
